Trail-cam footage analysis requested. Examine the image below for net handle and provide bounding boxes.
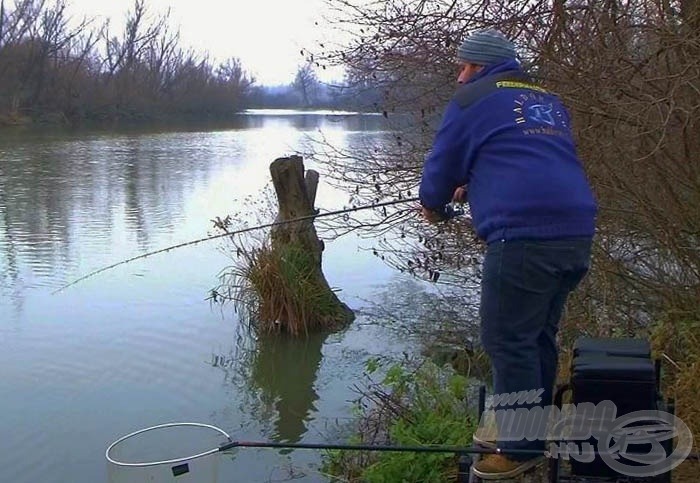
[106,422,232,467]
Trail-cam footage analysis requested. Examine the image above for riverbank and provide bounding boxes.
[0,108,248,129]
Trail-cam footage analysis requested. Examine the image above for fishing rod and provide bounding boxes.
[52,196,440,295]
[105,422,700,469]
[215,439,700,483]
[217,440,700,463]
[105,421,549,469]
[217,439,540,456]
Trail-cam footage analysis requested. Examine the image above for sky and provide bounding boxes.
[65,0,350,85]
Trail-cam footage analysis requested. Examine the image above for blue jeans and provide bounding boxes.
[480,237,593,459]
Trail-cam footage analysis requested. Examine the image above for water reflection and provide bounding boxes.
[236,110,389,133]
[0,113,393,298]
[0,185,23,316]
[0,111,401,483]
[0,130,225,309]
[212,331,327,444]
[251,332,326,443]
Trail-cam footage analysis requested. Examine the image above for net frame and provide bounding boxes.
[105,422,232,467]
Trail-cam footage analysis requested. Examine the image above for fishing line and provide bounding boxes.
[52,197,423,294]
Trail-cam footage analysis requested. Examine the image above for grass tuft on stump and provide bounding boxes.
[214,237,351,336]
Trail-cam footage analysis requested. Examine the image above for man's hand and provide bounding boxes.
[452,186,467,203]
[421,206,445,224]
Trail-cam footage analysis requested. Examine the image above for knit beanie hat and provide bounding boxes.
[456,29,518,65]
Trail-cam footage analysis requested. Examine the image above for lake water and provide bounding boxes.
[0,111,427,483]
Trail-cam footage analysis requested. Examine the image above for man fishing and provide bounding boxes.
[419,28,597,480]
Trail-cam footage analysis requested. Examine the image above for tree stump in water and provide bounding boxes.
[268,155,355,334]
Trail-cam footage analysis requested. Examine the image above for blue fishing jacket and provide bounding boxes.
[419,59,597,243]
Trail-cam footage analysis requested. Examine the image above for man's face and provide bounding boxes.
[457,62,482,84]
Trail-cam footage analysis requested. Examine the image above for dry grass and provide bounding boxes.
[649,317,700,482]
[672,357,700,482]
[213,238,351,336]
[0,111,31,126]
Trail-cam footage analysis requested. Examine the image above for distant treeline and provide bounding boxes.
[0,0,380,127]
[247,82,382,111]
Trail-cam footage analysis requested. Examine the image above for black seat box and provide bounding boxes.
[573,337,651,359]
[567,337,659,478]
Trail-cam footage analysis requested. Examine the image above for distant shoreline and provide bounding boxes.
[0,108,385,133]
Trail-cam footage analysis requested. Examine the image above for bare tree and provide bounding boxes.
[217,57,255,95]
[293,61,319,107]
[303,2,700,474]
[0,0,258,123]
[307,0,699,324]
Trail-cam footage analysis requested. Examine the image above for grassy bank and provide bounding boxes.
[322,358,477,482]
